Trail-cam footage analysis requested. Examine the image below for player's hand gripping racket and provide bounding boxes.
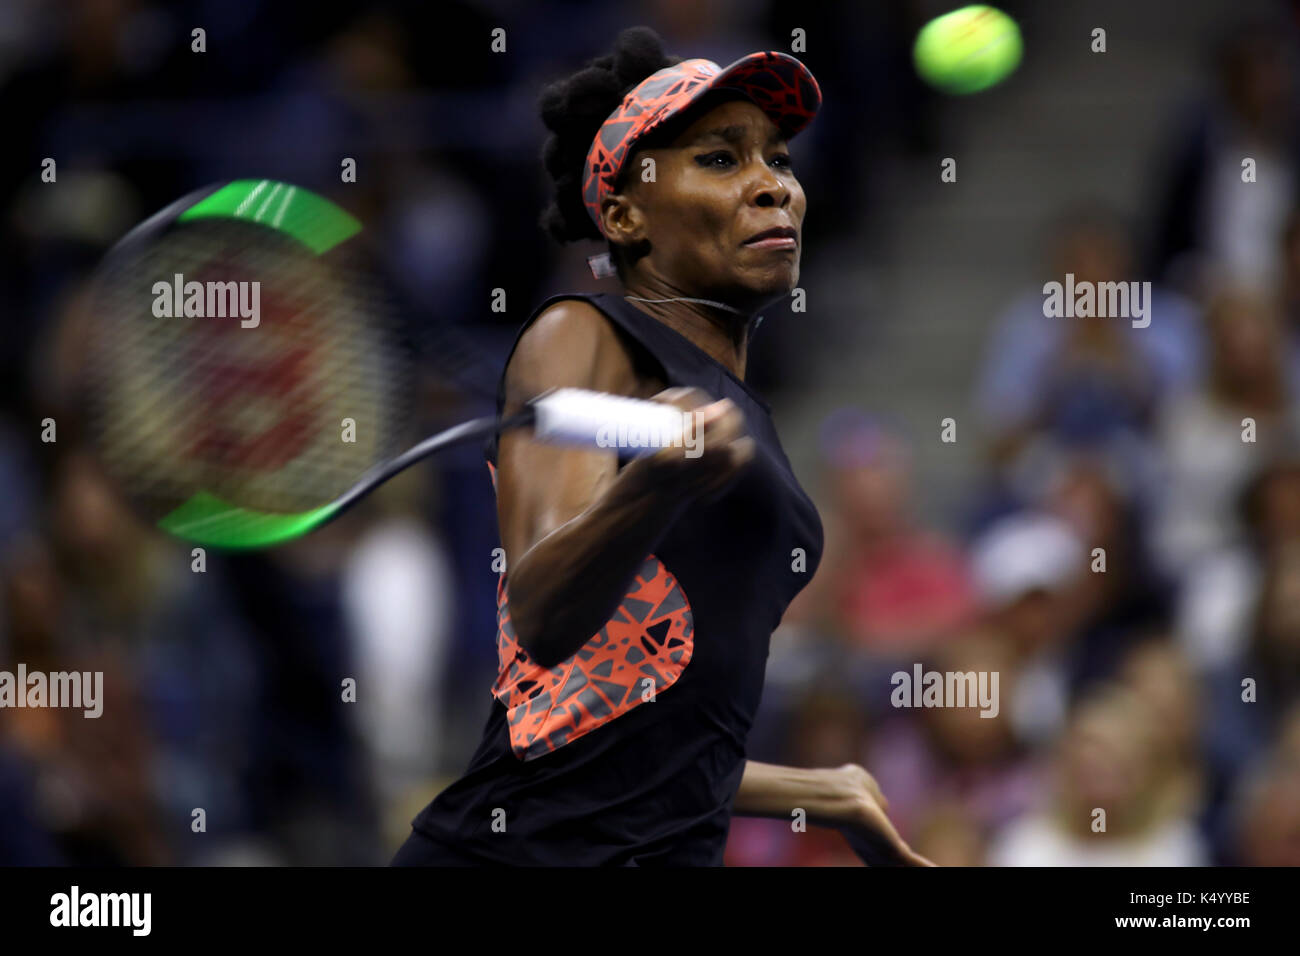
[85,179,686,550]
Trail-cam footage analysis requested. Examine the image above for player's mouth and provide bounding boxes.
[741,226,798,251]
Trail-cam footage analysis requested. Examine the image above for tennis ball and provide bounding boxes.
[913,5,1022,95]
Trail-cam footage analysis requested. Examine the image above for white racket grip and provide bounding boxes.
[529,388,691,457]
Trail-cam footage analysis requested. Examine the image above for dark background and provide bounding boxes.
[1,0,1298,866]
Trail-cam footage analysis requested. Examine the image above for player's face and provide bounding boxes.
[631,98,806,306]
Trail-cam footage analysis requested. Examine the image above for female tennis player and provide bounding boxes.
[393,26,930,867]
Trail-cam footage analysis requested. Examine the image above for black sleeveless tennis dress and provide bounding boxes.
[393,292,824,866]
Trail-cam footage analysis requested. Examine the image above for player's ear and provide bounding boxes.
[600,192,647,249]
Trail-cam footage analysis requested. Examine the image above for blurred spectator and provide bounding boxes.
[1118,639,1205,827]
[0,416,39,562]
[0,741,64,864]
[909,800,986,868]
[725,684,872,867]
[1230,702,1300,866]
[1177,450,1300,673]
[796,410,977,653]
[341,480,456,848]
[1038,449,1174,694]
[866,630,1041,850]
[1148,20,1300,297]
[989,684,1209,866]
[1277,207,1300,392]
[975,205,1202,490]
[1150,290,1299,579]
[0,459,176,865]
[1203,537,1300,791]
[969,511,1086,747]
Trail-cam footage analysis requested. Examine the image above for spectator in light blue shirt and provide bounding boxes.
[976,204,1205,452]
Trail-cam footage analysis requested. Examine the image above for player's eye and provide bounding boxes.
[695,150,736,169]
[771,153,793,171]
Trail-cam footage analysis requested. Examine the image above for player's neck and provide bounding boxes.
[621,281,751,380]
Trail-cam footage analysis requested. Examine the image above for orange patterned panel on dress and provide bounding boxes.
[483,460,696,760]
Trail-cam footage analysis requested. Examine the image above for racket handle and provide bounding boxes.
[529,388,692,456]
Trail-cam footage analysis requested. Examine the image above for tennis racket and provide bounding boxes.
[84,179,690,550]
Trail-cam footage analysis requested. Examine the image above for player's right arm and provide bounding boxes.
[496,299,752,669]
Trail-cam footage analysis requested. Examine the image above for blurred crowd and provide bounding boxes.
[731,18,1300,866]
[0,0,1296,867]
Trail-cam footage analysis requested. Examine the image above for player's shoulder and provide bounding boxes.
[523,296,620,352]
[507,296,637,396]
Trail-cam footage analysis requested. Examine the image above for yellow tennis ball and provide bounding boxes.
[913,5,1022,95]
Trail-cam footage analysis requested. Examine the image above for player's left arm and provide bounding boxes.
[733,760,936,866]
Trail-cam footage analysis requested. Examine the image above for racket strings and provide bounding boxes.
[90,219,415,520]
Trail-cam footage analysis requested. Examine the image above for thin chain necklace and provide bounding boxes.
[623,295,764,332]
[624,294,747,316]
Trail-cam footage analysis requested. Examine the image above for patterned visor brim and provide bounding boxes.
[581,51,822,237]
